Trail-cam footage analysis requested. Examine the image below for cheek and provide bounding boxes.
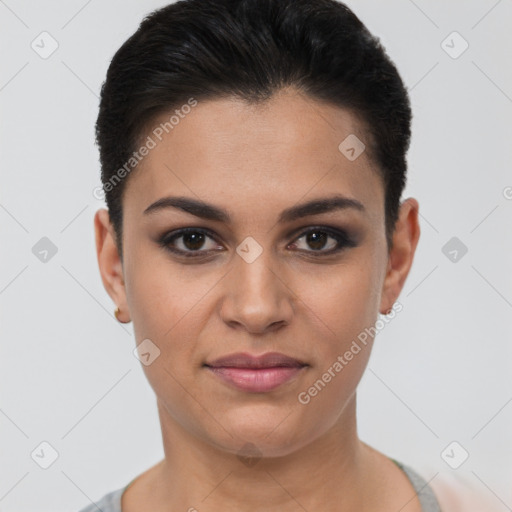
[292,268,381,426]
[296,256,383,346]
[123,251,219,435]
[124,246,225,397]
[124,241,217,341]
[322,266,378,317]
[292,253,384,387]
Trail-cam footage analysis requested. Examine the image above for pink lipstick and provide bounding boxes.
[204,352,307,393]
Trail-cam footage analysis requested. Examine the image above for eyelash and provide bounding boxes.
[158,226,356,259]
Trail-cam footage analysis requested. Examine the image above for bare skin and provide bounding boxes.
[95,87,421,511]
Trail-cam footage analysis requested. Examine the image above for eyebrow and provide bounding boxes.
[143,194,365,223]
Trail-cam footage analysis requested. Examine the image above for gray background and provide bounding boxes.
[1,0,511,510]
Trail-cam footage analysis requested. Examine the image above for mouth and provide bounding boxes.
[204,352,308,393]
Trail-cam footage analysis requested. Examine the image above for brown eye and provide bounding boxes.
[160,228,223,257]
[289,227,356,255]
[181,232,207,251]
[304,231,331,251]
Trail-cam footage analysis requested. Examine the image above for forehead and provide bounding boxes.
[124,88,383,220]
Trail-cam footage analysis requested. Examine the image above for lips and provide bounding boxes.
[204,352,308,393]
[206,352,307,369]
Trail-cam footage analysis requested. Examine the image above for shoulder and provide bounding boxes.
[392,461,504,512]
[362,445,437,512]
[391,460,442,512]
[428,471,505,512]
[77,485,127,512]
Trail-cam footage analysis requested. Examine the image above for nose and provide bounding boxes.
[219,247,294,335]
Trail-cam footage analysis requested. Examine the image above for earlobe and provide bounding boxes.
[379,198,420,314]
[94,209,131,323]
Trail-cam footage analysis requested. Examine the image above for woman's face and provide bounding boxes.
[96,88,418,458]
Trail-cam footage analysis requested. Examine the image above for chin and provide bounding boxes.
[206,407,313,459]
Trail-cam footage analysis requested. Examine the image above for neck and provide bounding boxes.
[148,394,375,511]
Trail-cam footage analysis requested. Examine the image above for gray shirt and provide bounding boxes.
[78,458,442,512]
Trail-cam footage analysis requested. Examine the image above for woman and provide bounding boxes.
[83,0,441,510]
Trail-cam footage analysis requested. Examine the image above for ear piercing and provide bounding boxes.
[114,306,130,323]
[381,305,393,315]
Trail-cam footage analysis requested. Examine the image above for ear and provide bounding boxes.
[94,208,130,323]
[379,198,421,314]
